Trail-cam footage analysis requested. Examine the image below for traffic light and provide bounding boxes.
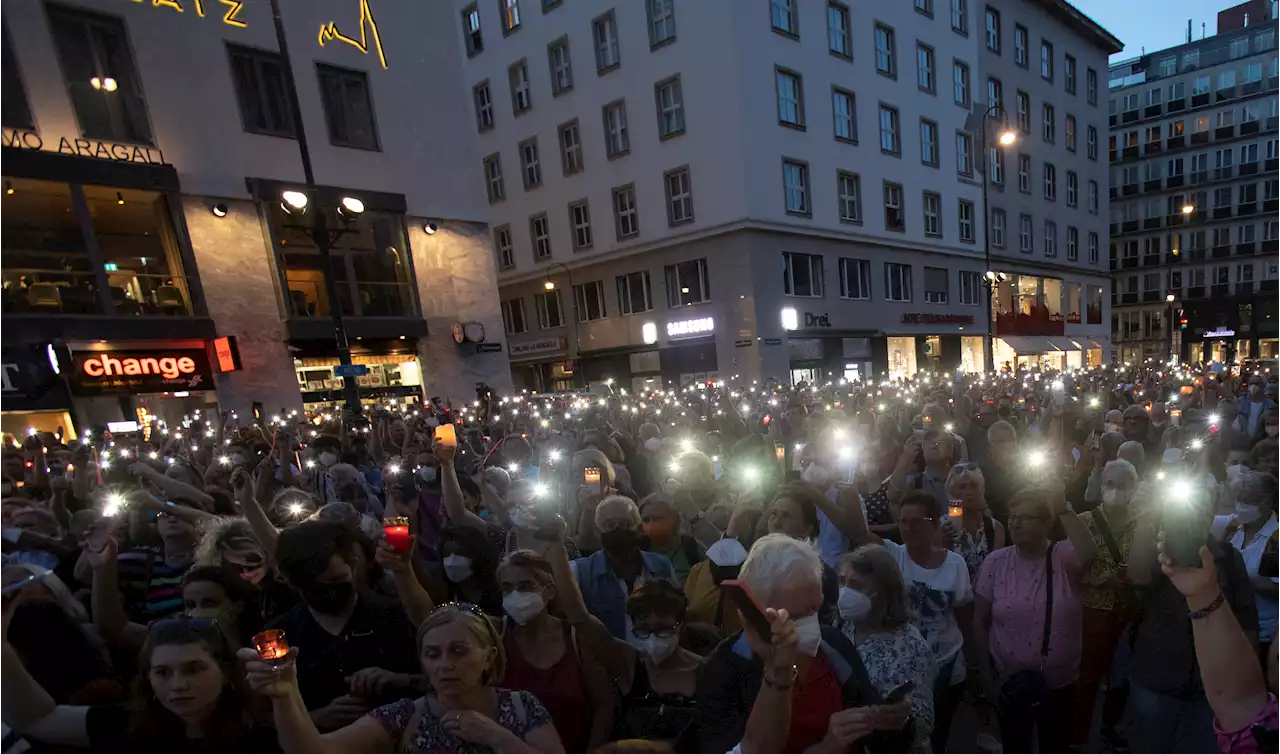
[1180,317,1189,330]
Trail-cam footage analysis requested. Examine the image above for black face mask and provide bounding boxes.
[997,406,1011,418]
[599,528,639,558]
[302,580,356,615]
[709,564,741,585]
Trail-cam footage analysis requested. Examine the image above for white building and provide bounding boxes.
[461,0,1121,392]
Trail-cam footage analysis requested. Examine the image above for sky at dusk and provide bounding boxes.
[1071,0,1229,62]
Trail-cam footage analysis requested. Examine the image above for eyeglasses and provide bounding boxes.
[631,622,681,639]
[900,517,935,528]
[952,463,978,474]
[1007,514,1051,525]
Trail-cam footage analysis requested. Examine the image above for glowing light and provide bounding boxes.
[288,503,306,517]
[218,455,231,466]
[1027,450,1046,467]
[742,467,759,482]
[507,463,519,473]
[388,463,401,475]
[103,493,126,517]
[534,483,549,497]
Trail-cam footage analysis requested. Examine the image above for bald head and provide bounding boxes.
[1117,440,1146,473]
[1099,431,1125,463]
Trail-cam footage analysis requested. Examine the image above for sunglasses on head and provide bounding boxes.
[149,616,220,633]
[952,462,978,474]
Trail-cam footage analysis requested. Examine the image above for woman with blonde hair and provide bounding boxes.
[194,516,296,621]
[943,463,1006,582]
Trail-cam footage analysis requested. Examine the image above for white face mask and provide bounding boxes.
[644,438,662,453]
[1105,423,1121,435]
[319,452,338,468]
[502,590,546,625]
[1227,464,1248,483]
[1234,503,1263,525]
[1267,426,1279,438]
[442,554,473,583]
[837,587,873,624]
[792,614,822,657]
[418,466,438,483]
[1102,488,1130,507]
[230,453,247,467]
[629,633,680,665]
[510,507,539,531]
[801,464,832,488]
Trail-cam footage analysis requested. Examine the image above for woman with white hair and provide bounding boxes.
[694,534,914,754]
[943,464,1005,582]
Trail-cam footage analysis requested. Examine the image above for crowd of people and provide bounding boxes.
[1,363,1277,754]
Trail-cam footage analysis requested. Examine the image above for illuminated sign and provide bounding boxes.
[509,337,567,358]
[667,317,714,338]
[70,348,214,395]
[318,0,387,69]
[1203,328,1236,338]
[2,129,167,165]
[901,313,975,325]
[211,336,240,372]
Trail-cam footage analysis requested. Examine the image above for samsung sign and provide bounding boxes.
[667,317,714,338]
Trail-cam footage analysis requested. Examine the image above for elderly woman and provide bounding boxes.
[944,464,1005,582]
[694,534,913,754]
[973,482,1096,754]
[244,604,565,754]
[639,494,704,587]
[835,546,936,754]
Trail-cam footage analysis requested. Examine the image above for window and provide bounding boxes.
[612,184,639,239]
[647,0,676,47]
[1245,63,1263,83]
[473,81,494,131]
[950,0,967,34]
[1016,90,1030,132]
[989,147,1005,183]
[574,280,607,322]
[958,199,975,242]
[837,171,862,223]
[782,160,810,215]
[953,61,970,107]
[558,120,583,175]
[923,191,942,236]
[1218,70,1236,90]
[883,181,904,231]
[956,131,973,176]
[1064,55,1077,94]
[839,258,872,299]
[47,4,152,144]
[655,76,685,138]
[593,11,620,72]
[1044,221,1057,257]
[879,104,900,154]
[1040,39,1054,80]
[535,290,564,329]
[985,7,1000,52]
[1042,103,1055,142]
[1086,125,1098,160]
[494,225,513,269]
[568,200,592,250]
[519,138,541,188]
[783,252,824,296]
[1192,75,1210,95]
[462,5,483,55]
[1017,153,1031,193]
[885,262,913,301]
[483,154,505,202]
[776,69,805,127]
[316,64,378,149]
[227,45,294,138]
[530,213,551,259]
[875,24,896,76]
[828,2,852,58]
[665,166,694,225]
[988,77,1003,111]
[547,37,572,95]
[1088,180,1098,213]
[958,270,982,305]
[991,208,1006,247]
[1086,67,1098,105]
[500,0,521,33]
[1088,232,1099,264]
[1065,114,1076,151]
[920,119,939,166]
[1014,24,1028,67]
[1043,163,1056,200]
[1066,171,1078,206]
[832,88,857,143]
[917,44,936,93]
[617,271,653,314]
[502,298,527,334]
[771,0,797,35]
[925,267,949,303]
[603,100,629,157]
[665,258,710,307]
[1018,213,1033,253]
[2,27,32,131]
[509,59,531,114]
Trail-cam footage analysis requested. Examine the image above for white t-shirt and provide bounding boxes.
[883,539,973,685]
[1212,513,1280,642]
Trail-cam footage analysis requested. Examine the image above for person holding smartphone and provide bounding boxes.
[1211,471,1279,666]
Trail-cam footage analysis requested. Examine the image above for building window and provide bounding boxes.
[782,160,811,215]
[483,154,505,202]
[500,0,521,33]
[647,0,676,47]
[523,215,552,263]
[1042,103,1055,142]
[988,77,1003,111]
[612,184,639,239]
[915,0,933,16]
[1067,226,1079,260]
[771,0,797,35]
[1,27,33,130]
[665,166,694,226]
[593,11,620,72]
[923,191,942,236]
[47,5,153,144]
[985,7,1000,52]
[776,68,805,127]
[1088,231,1099,264]
[519,138,541,188]
[839,258,871,299]
[1087,125,1097,160]
[883,181,904,231]
[958,199,975,242]
[655,76,685,138]
[885,262,912,301]
[462,4,483,55]
[473,81,494,131]
[1016,91,1030,132]
[1066,170,1078,206]
[1088,180,1098,213]
[227,45,294,138]
[879,104,900,155]
[1019,213,1033,253]
[1014,24,1028,67]
[1044,220,1057,257]
[837,171,862,223]
[832,88,857,143]
[1065,114,1076,151]
[617,270,653,315]
[1017,153,1030,193]
[991,208,1006,247]
[956,131,973,176]
[574,280,607,322]
[1086,67,1097,104]
[1043,163,1056,200]
[315,64,379,150]
[493,224,514,269]
[925,266,949,303]
[535,290,564,329]
[783,252,824,297]
[828,2,852,58]
[665,258,710,307]
[989,147,1005,184]
[548,37,573,95]
[950,0,967,34]
[953,61,970,107]
[558,120,583,175]
[920,119,939,166]
[1064,54,1076,94]
[603,100,629,157]
[959,270,982,305]
[568,200,592,250]
[509,59,532,114]
[1040,39,1053,80]
[917,44,935,93]
[502,298,527,334]
[874,24,896,76]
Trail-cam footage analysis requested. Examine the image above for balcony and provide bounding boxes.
[1266,239,1280,254]
[1168,98,1186,112]
[1144,141,1162,155]
[1110,185,1119,199]
[1109,149,1119,162]
[1211,284,1229,298]
[1122,183,1139,196]
[1122,110,1139,124]
[1216,86,1236,101]
[1122,219,1139,233]
[1122,292,1139,304]
[1215,166,1235,180]
[1237,242,1256,256]
[1267,158,1280,171]
[1192,92,1210,107]
[1144,104,1162,118]
[1213,206,1233,219]
[1212,244,1232,259]
[1122,145,1140,159]
[1215,125,1235,139]
[1189,248,1206,262]
[1166,135,1186,150]
[1142,291,1161,303]
[1268,116,1279,132]
[1241,120,1261,136]
[1122,256,1139,269]
[1144,179,1162,192]
[1143,253,1159,266]
[1264,280,1279,292]
[1109,114,1117,127]
[1266,198,1279,213]
[1239,202,1258,216]
[1167,174,1185,188]
[1190,171,1209,185]
[1241,162,1259,176]
[1191,131,1210,145]
[1187,285,1206,298]
[1243,80,1262,96]
[1144,216,1163,230]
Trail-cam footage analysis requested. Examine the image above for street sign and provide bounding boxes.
[334,364,369,378]
[476,343,502,353]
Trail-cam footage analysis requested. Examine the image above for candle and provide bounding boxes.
[252,629,289,663]
[384,517,411,552]
[774,444,785,463]
[948,505,964,518]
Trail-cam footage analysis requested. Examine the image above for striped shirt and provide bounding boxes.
[117,548,190,623]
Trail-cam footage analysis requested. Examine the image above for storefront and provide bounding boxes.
[508,337,574,393]
[1,344,77,440]
[293,349,424,411]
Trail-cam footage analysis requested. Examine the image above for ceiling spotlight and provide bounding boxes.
[116,191,125,205]
[4,181,12,195]
[339,196,365,216]
[211,203,228,217]
[424,222,438,234]
[281,190,309,214]
[91,76,117,91]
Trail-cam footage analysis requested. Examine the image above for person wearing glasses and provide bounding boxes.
[243,603,565,754]
[888,429,961,512]
[941,464,1005,583]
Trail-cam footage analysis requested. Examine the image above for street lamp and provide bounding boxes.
[543,262,582,389]
[979,103,1018,373]
[1181,204,1195,215]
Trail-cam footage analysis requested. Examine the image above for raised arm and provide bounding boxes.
[1126,490,1161,586]
[130,462,215,509]
[1,623,92,748]
[839,483,883,546]
[85,536,147,651]
[437,444,488,535]
[374,540,434,628]
[543,518,635,682]
[1053,488,1097,567]
[231,466,279,556]
[886,437,919,504]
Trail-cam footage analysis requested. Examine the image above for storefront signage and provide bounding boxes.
[804,313,832,328]
[476,343,503,353]
[901,313,975,325]
[734,339,752,348]
[667,317,714,338]
[2,129,168,165]
[762,338,783,346]
[69,348,214,395]
[1203,328,1236,338]
[1,345,70,411]
[509,337,566,358]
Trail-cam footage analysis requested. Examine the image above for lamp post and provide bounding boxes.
[978,103,1018,373]
[1166,203,1194,363]
[542,262,581,389]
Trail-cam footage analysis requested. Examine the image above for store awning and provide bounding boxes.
[997,336,1050,354]
[1044,337,1080,352]
[1087,337,1114,350]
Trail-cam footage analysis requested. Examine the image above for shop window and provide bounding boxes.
[887,336,918,380]
[3,180,97,314]
[47,4,152,144]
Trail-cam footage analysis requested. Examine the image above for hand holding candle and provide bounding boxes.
[252,629,290,663]
[383,516,412,553]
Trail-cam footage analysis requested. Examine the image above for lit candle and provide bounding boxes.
[252,629,290,663]
[383,516,412,553]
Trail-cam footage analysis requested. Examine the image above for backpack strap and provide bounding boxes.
[1040,543,1055,668]
[982,514,995,549]
[1093,511,1125,566]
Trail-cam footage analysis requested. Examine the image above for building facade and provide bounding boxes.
[1108,2,1279,365]
[461,0,1119,392]
[1,0,510,437]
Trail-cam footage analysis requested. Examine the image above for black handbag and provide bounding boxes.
[999,542,1055,710]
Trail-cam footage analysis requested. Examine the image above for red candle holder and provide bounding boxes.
[383,517,412,553]
[252,629,290,663]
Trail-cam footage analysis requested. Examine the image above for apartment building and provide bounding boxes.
[463,0,1120,391]
[1108,1,1279,365]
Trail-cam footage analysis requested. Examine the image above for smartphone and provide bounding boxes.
[838,460,855,485]
[1170,409,1182,427]
[1260,551,1278,579]
[720,579,772,641]
[434,423,457,448]
[1,570,51,596]
[922,415,933,429]
[583,466,601,485]
[884,680,915,704]
[1163,507,1208,568]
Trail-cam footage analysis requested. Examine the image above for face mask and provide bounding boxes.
[837,587,873,624]
[1105,423,1121,435]
[1227,464,1248,483]
[709,564,741,585]
[631,634,679,665]
[801,464,832,488]
[1162,448,1183,466]
[418,467,438,483]
[1234,503,1263,525]
[1150,421,1166,430]
[230,453,247,467]
[793,614,822,657]
[443,554,474,583]
[502,590,546,625]
[510,507,539,530]
[600,528,639,557]
[644,438,662,453]
[1267,426,1279,438]
[1102,488,1129,507]
[302,580,355,615]
[319,452,338,468]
